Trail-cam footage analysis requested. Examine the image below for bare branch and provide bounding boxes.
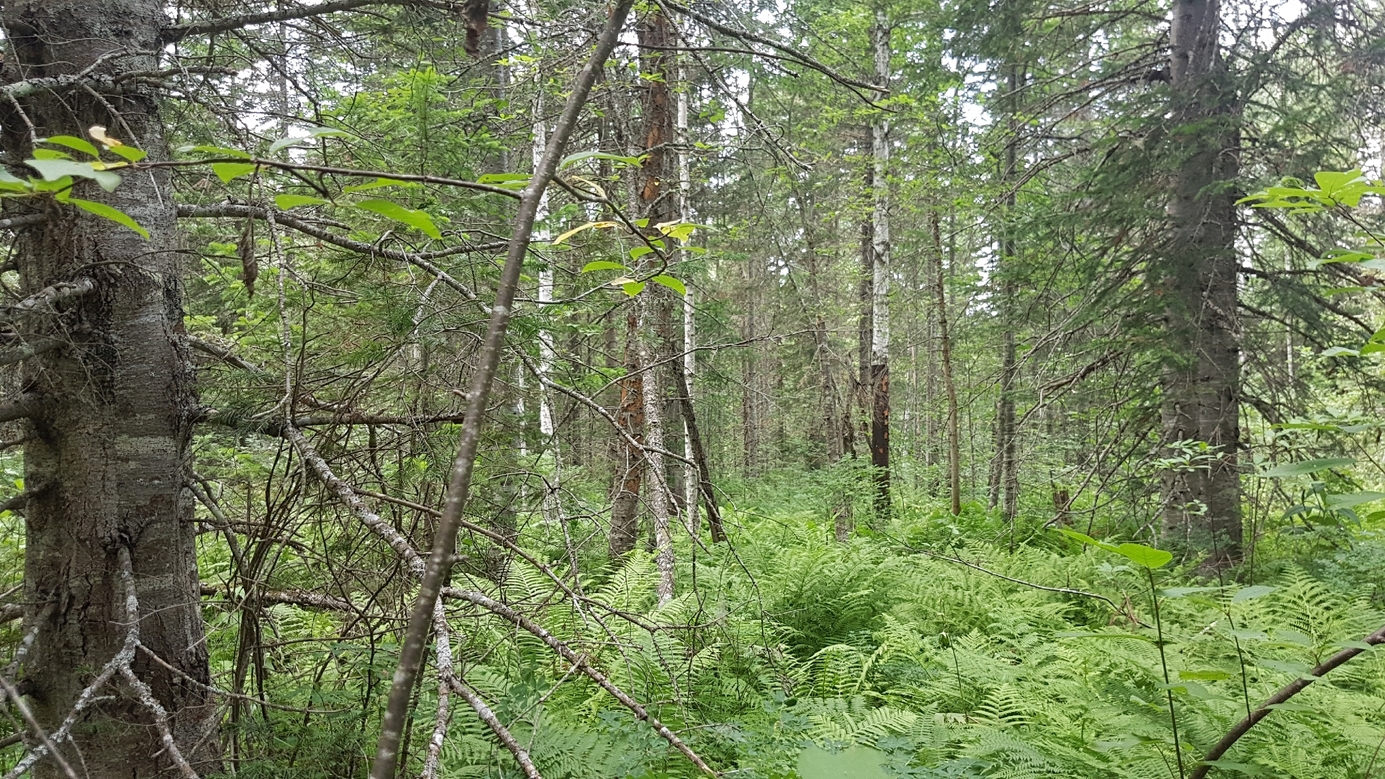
[0,395,42,424]
[420,612,453,779]
[157,158,519,198]
[199,584,354,613]
[0,215,44,232]
[177,203,499,299]
[0,279,94,321]
[449,675,544,779]
[1189,621,1385,779]
[663,0,888,97]
[162,0,452,43]
[0,675,79,779]
[440,587,716,776]
[0,336,65,366]
[189,337,269,374]
[283,424,425,574]
[0,493,27,515]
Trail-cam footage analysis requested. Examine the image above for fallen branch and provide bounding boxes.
[449,674,544,779]
[1189,621,1385,779]
[441,587,716,776]
[283,424,425,574]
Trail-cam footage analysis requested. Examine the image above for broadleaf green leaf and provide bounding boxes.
[24,158,122,192]
[177,145,252,160]
[67,198,148,238]
[651,274,687,296]
[1324,491,1385,509]
[212,162,258,183]
[1056,528,1118,552]
[269,126,352,154]
[40,135,100,158]
[105,144,148,163]
[355,199,441,239]
[342,178,419,194]
[275,194,329,210]
[580,261,626,273]
[1230,585,1275,603]
[1113,543,1172,570]
[1257,458,1355,477]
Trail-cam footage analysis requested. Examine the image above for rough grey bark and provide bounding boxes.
[995,55,1024,535]
[1,1,218,775]
[930,210,962,517]
[1160,0,1242,567]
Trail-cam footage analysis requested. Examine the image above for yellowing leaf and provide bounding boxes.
[551,221,619,246]
[89,125,125,147]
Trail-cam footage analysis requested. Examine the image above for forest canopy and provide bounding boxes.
[0,0,1383,777]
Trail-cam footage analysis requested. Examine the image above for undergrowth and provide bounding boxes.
[213,472,1385,779]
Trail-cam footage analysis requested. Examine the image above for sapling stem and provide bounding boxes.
[1148,566,1185,779]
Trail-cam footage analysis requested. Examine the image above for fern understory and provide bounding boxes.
[211,470,1385,779]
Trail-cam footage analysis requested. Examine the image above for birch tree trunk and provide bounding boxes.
[868,9,892,524]
[532,68,563,524]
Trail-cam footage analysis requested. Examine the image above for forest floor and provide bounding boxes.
[229,469,1385,779]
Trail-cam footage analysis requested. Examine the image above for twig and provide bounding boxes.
[0,675,78,779]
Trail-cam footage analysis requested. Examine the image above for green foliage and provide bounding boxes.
[188,481,1385,779]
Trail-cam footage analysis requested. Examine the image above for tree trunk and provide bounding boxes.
[609,309,644,560]
[1160,0,1242,567]
[852,163,871,481]
[532,74,563,524]
[868,9,892,525]
[742,264,760,475]
[930,210,962,516]
[996,57,1024,537]
[637,295,675,604]
[2,1,218,774]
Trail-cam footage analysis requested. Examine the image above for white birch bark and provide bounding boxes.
[870,10,890,369]
[638,294,677,605]
[677,53,698,534]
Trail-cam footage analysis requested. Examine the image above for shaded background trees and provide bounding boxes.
[0,0,1384,776]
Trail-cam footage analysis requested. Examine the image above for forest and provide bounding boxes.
[0,0,1383,777]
